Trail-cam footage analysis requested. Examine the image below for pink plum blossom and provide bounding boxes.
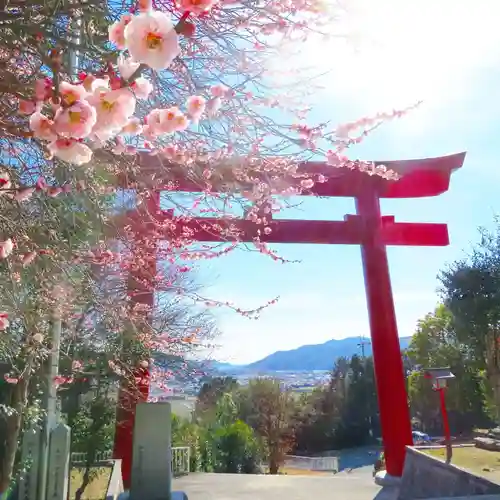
[14,187,35,202]
[0,171,11,195]
[0,313,8,331]
[88,88,136,134]
[117,55,140,80]
[108,14,133,50]
[29,112,57,141]
[121,117,143,136]
[59,82,87,107]
[53,100,97,139]
[48,139,93,166]
[0,239,14,259]
[211,84,228,97]
[153,107,190,134]
[131,77,153,100]
[179,0,219,15]
[34,78,52,101]
[112,136,126,155]
[22,251,37,267]
[124,11,180,70]
[186,95,206,120]
[301,178,314,189]
[18,99,36,115]
[138,0,152,11]
[72,360,83,371]
[206,97,221,117]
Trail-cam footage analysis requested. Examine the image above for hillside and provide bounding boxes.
[241,336,412,372]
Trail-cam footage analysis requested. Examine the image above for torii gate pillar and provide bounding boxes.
[356,190,411,478]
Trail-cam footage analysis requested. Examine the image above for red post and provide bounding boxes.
[113,191,159,488]
[356,191,413,477]
[438,388,451,442]
[438,387,452,463]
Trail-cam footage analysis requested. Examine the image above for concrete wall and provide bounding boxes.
[399,447,500,499]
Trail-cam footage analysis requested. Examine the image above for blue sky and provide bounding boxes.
[190,0,500,364]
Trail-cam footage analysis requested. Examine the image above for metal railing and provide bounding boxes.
[71,450,113,464]
[70,446,191,475]
[172,446,190,476]
[284,455,339,472]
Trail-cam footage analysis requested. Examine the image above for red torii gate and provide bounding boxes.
[114,151,466,486]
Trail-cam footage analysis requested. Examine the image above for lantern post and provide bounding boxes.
[424,367,455,464]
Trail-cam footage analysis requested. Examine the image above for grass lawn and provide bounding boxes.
[69,467,111,500]
[424,447,500,484]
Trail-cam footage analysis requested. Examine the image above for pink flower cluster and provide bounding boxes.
[19,5,233,166]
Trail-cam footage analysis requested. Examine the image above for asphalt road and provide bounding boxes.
[173,469,399,500]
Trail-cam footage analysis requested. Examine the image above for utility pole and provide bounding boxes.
[38,15,81,500]
[358,335,371,359]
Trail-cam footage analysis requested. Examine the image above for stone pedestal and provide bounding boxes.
[374,470,402,487]
[118,491,187,500]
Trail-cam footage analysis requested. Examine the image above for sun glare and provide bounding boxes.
[278,0,500,111]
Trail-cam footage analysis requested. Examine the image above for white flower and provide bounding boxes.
[124,11,180,70]
[132,77,153,100]
[48,139,93,166]
[29,112,57,141]
[186,95,206,120]
[0,239,14,259]
[118,55,140,80]
[87,88,136,135]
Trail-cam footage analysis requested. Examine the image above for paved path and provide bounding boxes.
[173,469,398,500]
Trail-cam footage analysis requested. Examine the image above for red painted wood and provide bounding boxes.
[439,388,451,443]
[356,191,413,477]
[113,192,159,488]
[126,212,449,246]
[117,152,465,198]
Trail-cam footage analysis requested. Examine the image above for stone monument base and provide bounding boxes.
[117,491,188,500]
[374,470,402,487]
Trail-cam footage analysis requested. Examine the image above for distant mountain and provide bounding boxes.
[239,336,412,372]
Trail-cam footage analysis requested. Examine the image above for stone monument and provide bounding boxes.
[46,423,71,500]
[118,402,187,500]
[18,427,41,500]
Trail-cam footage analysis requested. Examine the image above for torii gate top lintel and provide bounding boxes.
[126,151,466,199]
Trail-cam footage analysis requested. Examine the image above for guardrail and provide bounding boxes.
[172,446,190,476]
[71,450,113,464]
[71,446,191,475]
[284,455,339,472]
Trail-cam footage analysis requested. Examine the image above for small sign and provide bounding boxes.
[130,402,172,500]
[46,423,71,500]
[18,427,41,500]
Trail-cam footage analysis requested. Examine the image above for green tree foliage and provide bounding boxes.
[407,304,490,433]
[172,393,262,474]
[293,355,379,454]
[212,420,262,474]
[195,376,239,423]
[440,220,500,420]
[236,378,296,474]
[71,396,115,500]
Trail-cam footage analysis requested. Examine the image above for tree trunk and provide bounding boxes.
[485,333,500,421]
[0,371,31,494]
[269,460,279,475]
[74,465,92,500]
